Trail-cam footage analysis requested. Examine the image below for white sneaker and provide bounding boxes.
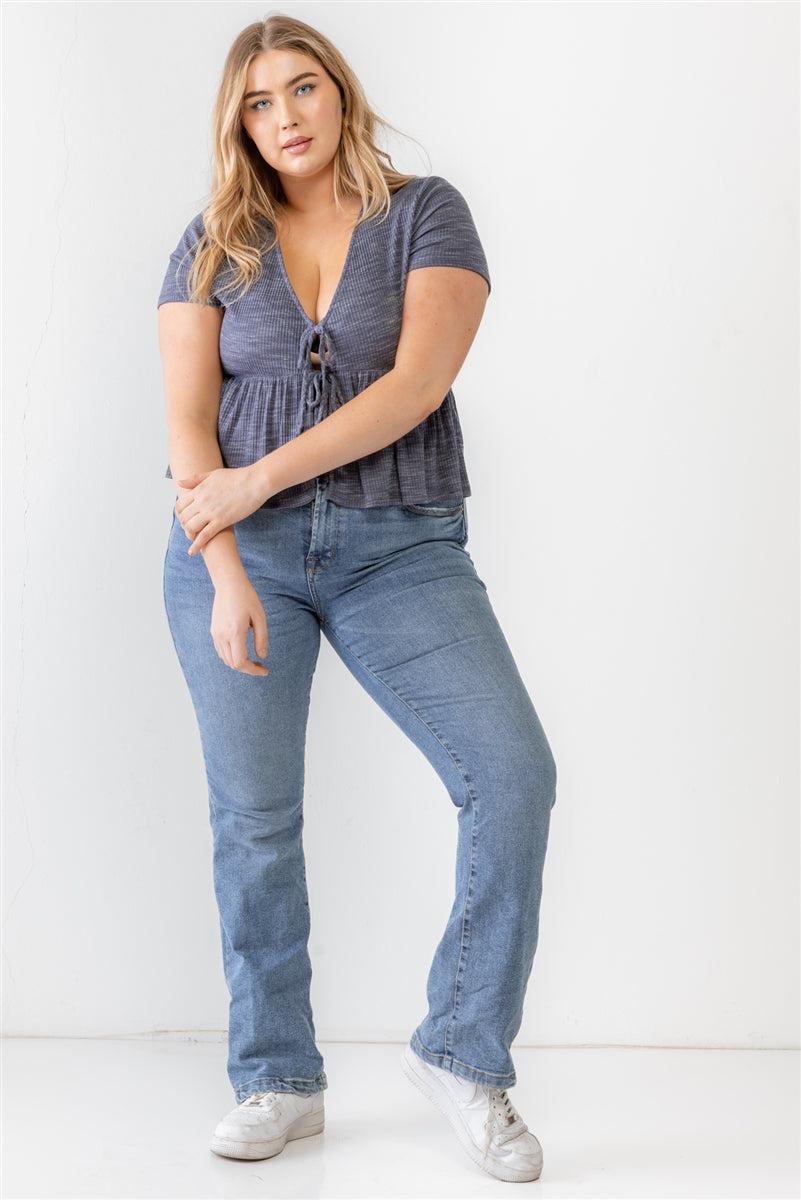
[209,1089,325,1161]
[400,1042,543,1182]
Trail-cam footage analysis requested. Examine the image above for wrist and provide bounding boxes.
[250,457,277,505]
[201,528,248,588]
[208,560,248,590]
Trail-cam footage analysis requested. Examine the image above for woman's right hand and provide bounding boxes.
[210,575,270,676]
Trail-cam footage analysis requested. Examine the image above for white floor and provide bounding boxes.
[2,1039,798,1198]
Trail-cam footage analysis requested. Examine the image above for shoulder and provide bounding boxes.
[405,174,484,235]
[183,209,208,235]
[167,210,210,258]
[403,174,491,293]
[385,175,474,233]
[414,174,471,202]
[418,173,463,195]
[406,175,480,226]
[158,209,224,308]
[396,173,463,205]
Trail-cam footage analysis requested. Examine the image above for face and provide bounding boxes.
[240,49,344,185]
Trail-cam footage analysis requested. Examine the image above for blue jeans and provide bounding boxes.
[163,478,557,1102]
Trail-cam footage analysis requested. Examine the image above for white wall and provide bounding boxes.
[3,1,798,1052]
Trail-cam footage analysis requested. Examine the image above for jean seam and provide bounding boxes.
[163,530,234,964]
[238,1072,325,1087]
[320,619,478,1063]
[445,796,477,1057]
[411,1034,516,1081]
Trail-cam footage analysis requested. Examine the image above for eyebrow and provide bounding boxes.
[243,72,319,101]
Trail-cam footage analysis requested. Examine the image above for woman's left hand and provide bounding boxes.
[175,466,268,555]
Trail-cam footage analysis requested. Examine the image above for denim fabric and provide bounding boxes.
[163,479,557,1101]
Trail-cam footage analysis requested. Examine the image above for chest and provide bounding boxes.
[217,206,410,377]
[276,211,360,338]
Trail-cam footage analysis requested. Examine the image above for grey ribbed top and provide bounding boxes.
[157,174,491,508]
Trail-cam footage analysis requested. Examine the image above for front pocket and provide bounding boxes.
[401,500,465,517]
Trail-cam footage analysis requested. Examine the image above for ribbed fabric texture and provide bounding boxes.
[157,174,491,508]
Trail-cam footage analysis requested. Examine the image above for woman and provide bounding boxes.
[158,13,557,1185]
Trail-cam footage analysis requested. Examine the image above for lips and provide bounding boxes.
[283,137,311,149]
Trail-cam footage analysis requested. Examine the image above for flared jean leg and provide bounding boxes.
[314,505,557,1090]
[163,513,328,1100]
[162,485,555,1099]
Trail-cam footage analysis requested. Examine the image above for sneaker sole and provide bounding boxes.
[209,1105,325,1161]
[399,1043,543,1183]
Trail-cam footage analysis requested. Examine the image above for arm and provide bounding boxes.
[254,264,490,499]
[158,301,247,588]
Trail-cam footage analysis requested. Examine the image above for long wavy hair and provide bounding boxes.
[178,12,424,305]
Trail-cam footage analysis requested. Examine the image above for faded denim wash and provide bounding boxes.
[163,477,557,1103]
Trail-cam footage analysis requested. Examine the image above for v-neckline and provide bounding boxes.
[274,205,363,329]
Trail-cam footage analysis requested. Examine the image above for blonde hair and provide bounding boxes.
[180,11,423,305]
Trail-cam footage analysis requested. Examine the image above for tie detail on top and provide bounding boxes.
[158,176,487,505]
[294,321,345,440]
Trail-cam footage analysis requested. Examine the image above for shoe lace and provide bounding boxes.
[483,1086,529,1146]
[242,1091,281,1111]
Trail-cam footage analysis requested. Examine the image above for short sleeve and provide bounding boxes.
[157,211,224,309]
[407,176,491,295]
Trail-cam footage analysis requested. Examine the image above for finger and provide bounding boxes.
[240,657,269,675]
[188,521,214,555]
[247,622,269,674]
[252,610,269,661]
[231,633,262,675]
[183,511,202,536]
[230,631,247,673]
[215,636,234,670]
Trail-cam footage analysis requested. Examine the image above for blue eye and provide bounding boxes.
[250,83,315,111]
